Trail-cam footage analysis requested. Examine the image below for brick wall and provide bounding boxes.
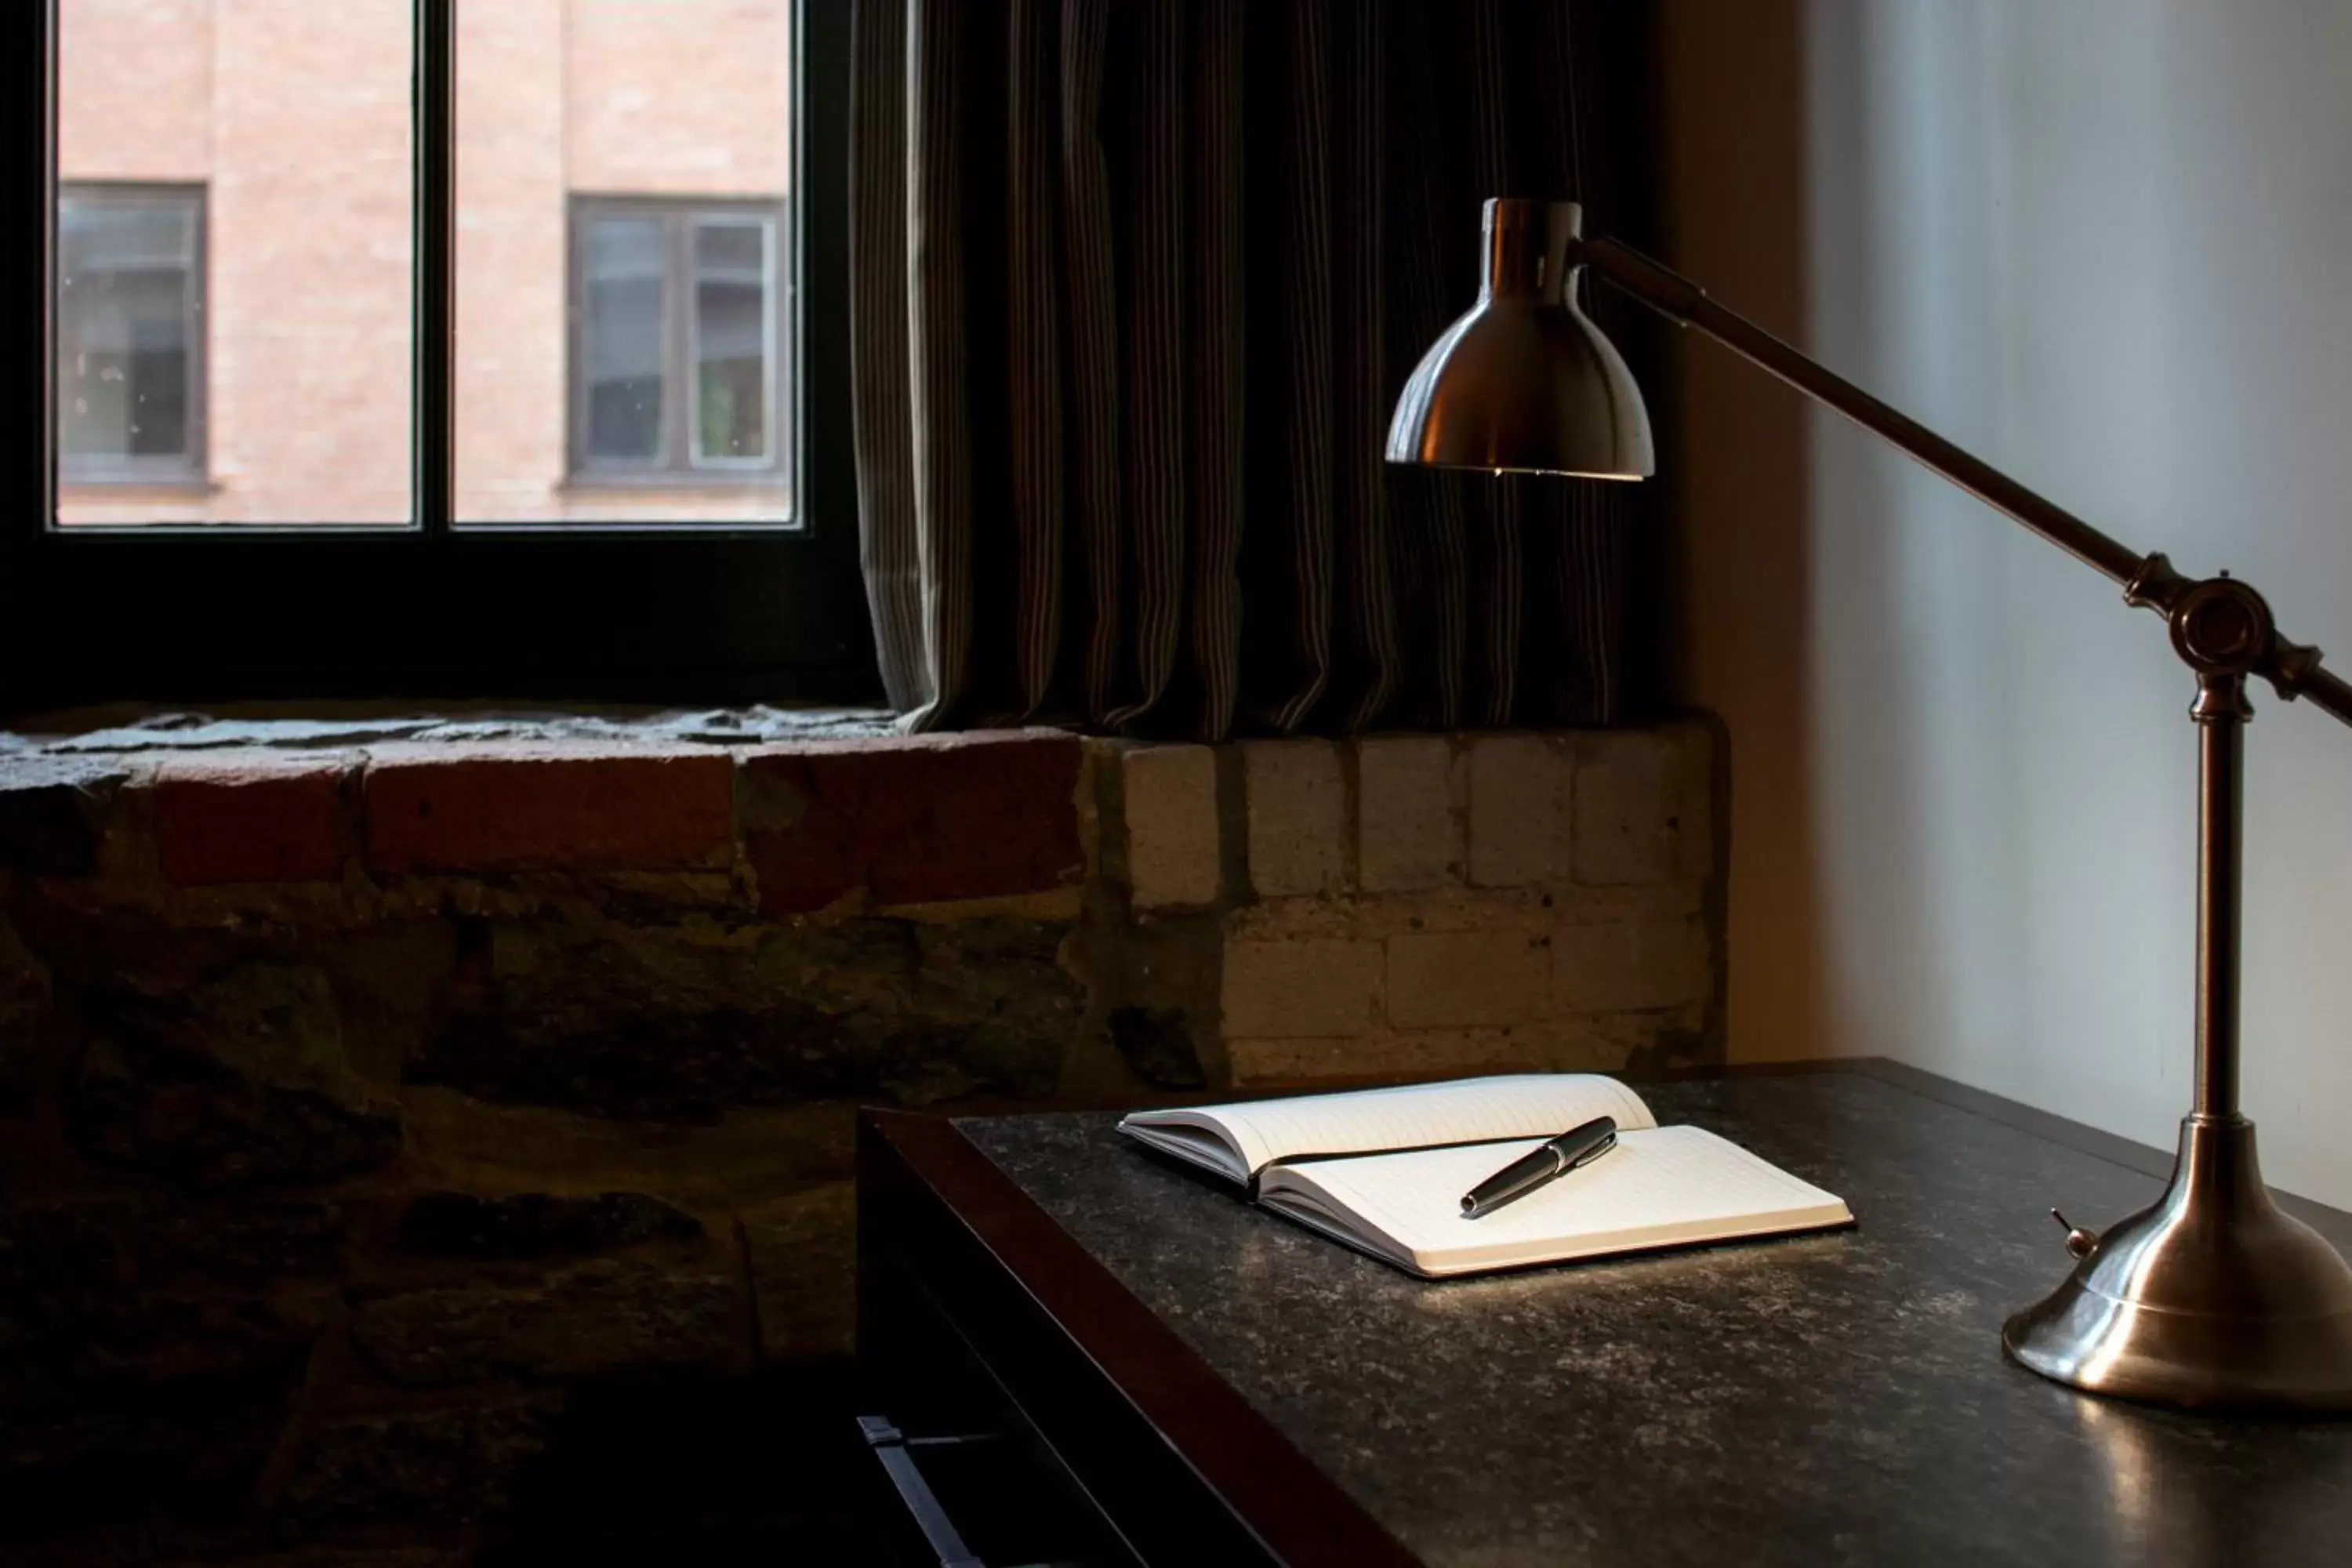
[0,719,1719,1558]
[1117,728,1718,1085]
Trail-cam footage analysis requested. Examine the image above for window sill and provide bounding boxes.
[559,474,791,497]
[5,701,895,755]
[60,477,218,499]
[0,704,1102,915]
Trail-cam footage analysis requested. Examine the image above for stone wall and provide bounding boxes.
[0,718,1720,1560]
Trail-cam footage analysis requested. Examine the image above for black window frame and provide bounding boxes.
[55,180,208,491]
[2,0,875,711]
[568,194,792,491]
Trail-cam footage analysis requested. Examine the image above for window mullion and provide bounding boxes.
[416,0,455,537]
[671,213,691,475]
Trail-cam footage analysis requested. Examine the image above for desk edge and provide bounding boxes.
[860,1105,1424,1568]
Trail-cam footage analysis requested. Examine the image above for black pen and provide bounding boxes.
[1460,1116,1619,1218]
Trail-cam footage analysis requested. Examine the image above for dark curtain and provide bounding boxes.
[850,0,1638,739]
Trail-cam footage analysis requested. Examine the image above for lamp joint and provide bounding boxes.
[2190,672,2255,726]
[2263,634,2329,705]
[2169,575,2275,679]
[2123,551,2190,613]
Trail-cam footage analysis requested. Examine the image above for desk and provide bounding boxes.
[855,1061,2352,1566]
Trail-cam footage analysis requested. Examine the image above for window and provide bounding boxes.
[8,2,869,708]
[573,200,789,488]
[56,185,205,487]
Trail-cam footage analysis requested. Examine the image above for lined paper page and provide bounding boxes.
[1261,1126,1851,1276]
[1124,1074,1656,1178]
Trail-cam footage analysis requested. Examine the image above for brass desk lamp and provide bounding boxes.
[1389,198,2352,1411]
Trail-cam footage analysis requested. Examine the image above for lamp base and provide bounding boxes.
[2002,1114,2352,1410]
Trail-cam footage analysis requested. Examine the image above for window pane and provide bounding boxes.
[585,218,668,463]
[58,199,196,463]
[55,0,413,525]
[693,218,771,465]
[457,1,794,525]
[62,201,191,273]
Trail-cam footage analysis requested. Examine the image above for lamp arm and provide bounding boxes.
[1576,234,2352,729]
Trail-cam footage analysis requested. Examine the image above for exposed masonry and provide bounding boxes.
[1119,726,1720,1084]
[0,715,1719,1557]
[0,718,1722,1098]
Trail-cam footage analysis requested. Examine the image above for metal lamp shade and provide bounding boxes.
[1385,199,1655,479]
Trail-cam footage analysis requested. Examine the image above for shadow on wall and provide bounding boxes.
[1657,0,1828,1065]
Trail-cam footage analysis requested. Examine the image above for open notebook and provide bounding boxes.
[1118,1074,1852,1279]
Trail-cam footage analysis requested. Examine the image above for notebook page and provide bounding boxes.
[1138,1073,1656,1177]
[1263,1126,1849,1276]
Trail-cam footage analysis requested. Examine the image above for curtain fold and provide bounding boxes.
[849,0,1639,739]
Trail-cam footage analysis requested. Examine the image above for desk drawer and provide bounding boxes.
[856,1414,1134,1568]
[858,1229,1139,1567]
[860,1109,1418,1567]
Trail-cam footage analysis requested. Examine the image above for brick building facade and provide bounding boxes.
[57,0,793,527]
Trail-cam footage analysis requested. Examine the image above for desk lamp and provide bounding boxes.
[1389,198,2352,1410]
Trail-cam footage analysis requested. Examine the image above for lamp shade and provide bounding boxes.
[1385,199,1655,479]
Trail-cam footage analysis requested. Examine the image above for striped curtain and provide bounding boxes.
[850,0,1640,739]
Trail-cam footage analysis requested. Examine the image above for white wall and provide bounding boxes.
[1662,0,2352,1207]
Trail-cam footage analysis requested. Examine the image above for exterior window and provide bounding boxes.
[573,200,785,485]
[20,2,865,705]
[56,186,205,485]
